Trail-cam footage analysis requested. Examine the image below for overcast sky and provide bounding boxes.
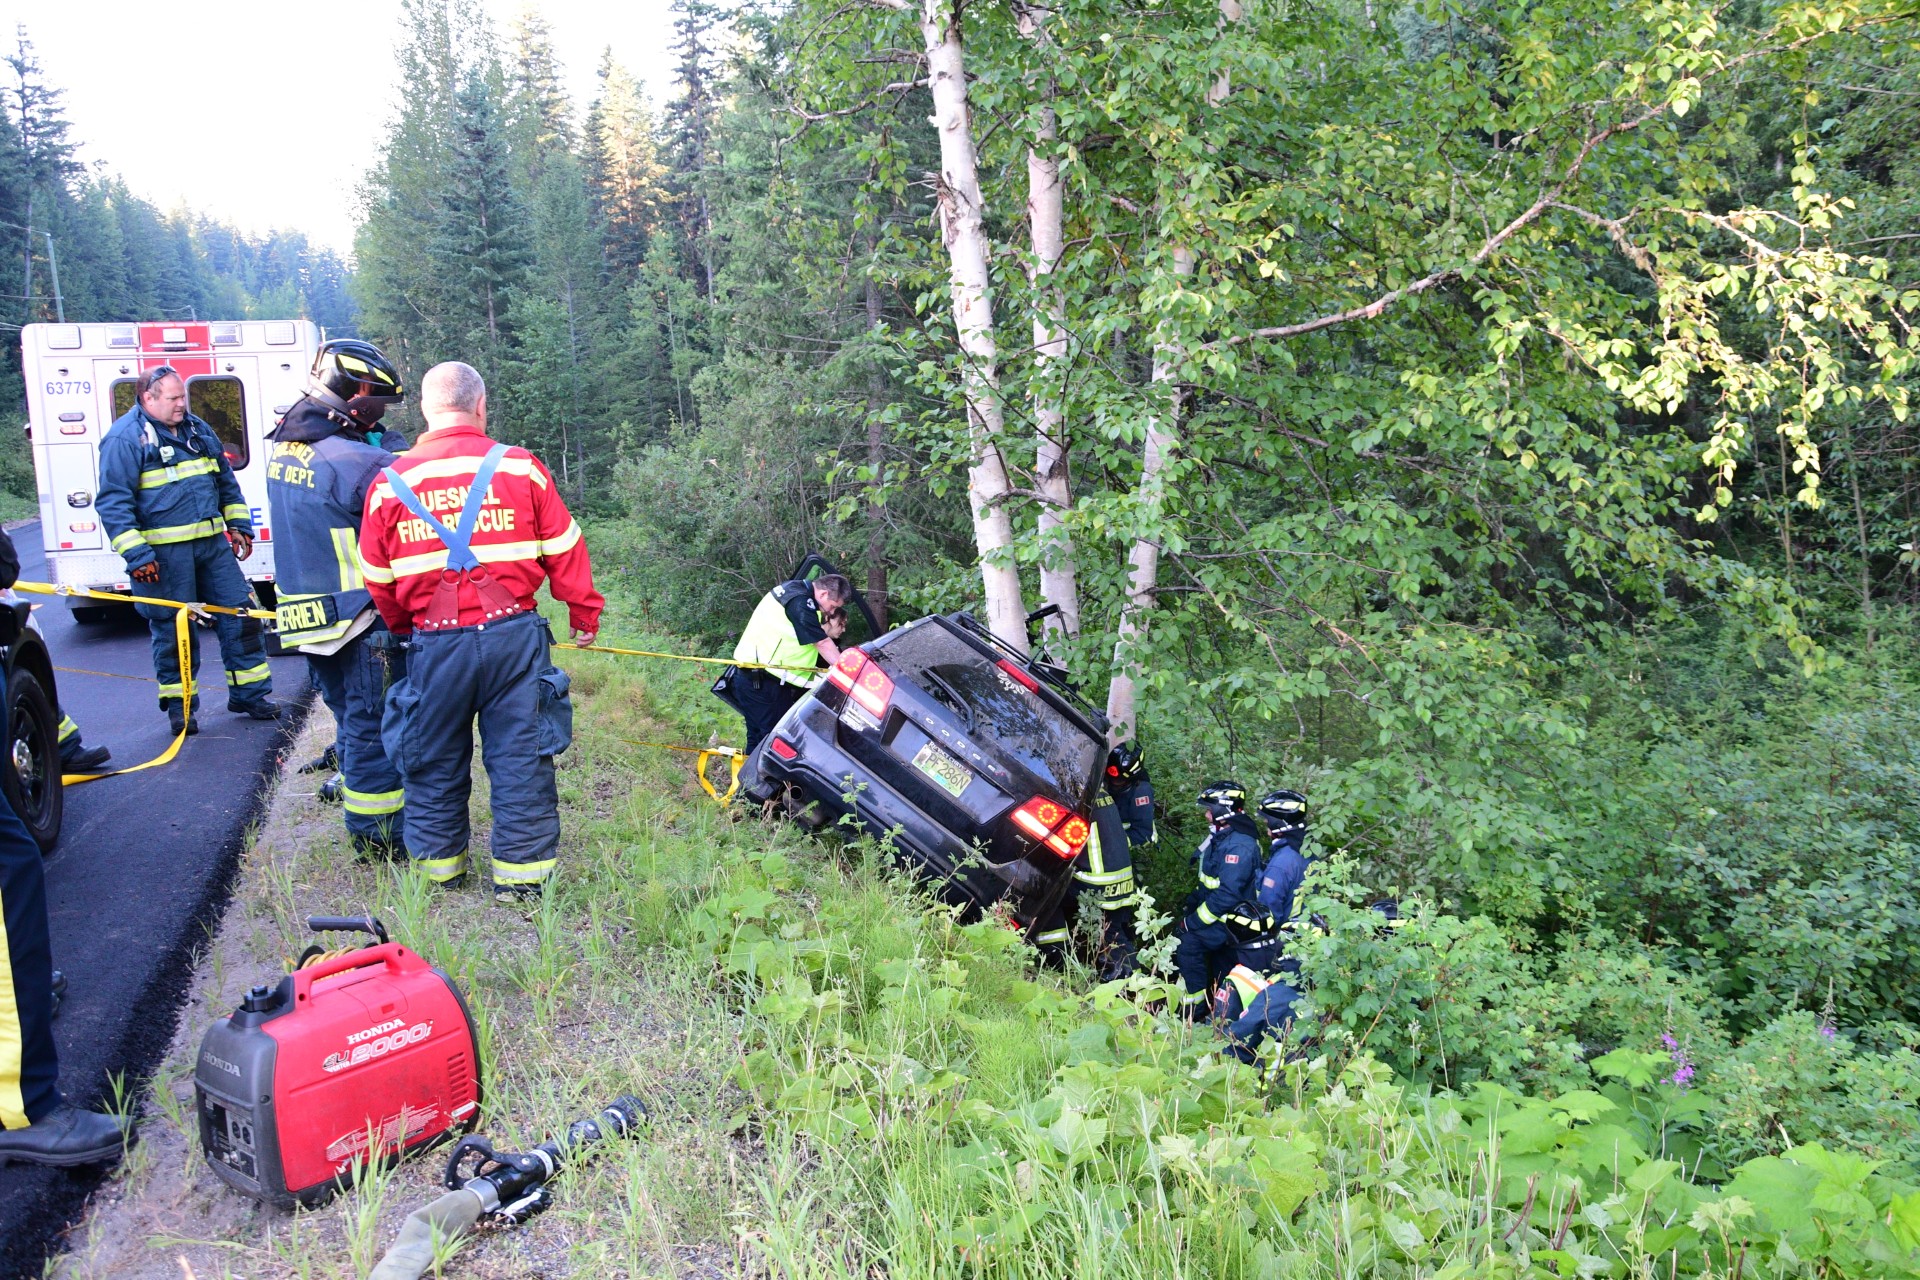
[12,1,681,255]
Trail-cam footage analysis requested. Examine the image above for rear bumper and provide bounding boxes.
[754,694,1071,925]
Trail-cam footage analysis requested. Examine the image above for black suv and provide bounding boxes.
[745,611,1108,936]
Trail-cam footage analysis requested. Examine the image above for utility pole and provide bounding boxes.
[0,220,64,323]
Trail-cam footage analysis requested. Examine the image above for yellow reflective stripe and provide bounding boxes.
[1076,869,1133,885]
[57,715,78,743]
[361,560,396,584]
[137,457,220,489]
[1100,892,1141,910]
[1198,873,1221,890]
[1032,927,1070,945]
[0,890,25,1127]
[492,858,555,886]
[225,663,272,687]
[222,504,250,523]
[538,521,581,557]
[142,517,226,545]
[331,528,365,591]
[417,852,468,883]
[343,787,404,816]
[1196,902,1220,925]
[1179,990,1207,1006]
[1228,964,1271,994]
[387,540,542,579]
[110,529,147,554]
[366,454,544,510]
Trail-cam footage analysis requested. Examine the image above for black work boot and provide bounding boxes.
[299,745,340,774]
[0,1103,129,1168]
[60,744,110,772]
[229,700,281,720]
[493,882,546,906]
[317,773,344,804]
[167,710,199,736]
[50,970,66,1019]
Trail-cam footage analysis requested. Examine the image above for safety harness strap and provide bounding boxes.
[381,443,510,571]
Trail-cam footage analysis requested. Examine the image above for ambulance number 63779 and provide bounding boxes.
[44,380,93,396]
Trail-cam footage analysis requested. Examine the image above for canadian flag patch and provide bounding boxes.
[1225,854,1240,864]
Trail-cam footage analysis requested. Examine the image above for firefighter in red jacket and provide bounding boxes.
[359,362,603,902]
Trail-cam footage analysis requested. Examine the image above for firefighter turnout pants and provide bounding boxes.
[306,629,405,853]
[384,612,570,891]
[1175,921,1238,1016]
[0,787,59,1130]
[134,536,272,715]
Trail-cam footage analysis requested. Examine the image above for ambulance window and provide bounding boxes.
[188,377,249,470]
[110,381,136,420]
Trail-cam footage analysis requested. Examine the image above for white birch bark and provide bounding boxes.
[922,0,1029,652]
[1106,0,1241,741]
[1019,6,1082,640]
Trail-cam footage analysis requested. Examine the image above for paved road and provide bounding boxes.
[0,525,308,1280]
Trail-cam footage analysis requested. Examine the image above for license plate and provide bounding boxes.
[911,741,971,798]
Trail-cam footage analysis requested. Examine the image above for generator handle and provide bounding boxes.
[305,914,390,945]
[290,941,410,1003]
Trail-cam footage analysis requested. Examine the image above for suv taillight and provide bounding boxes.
[827,646,894,718]
[1010,796,1091,859]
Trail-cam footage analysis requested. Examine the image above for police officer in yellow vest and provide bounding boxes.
[265,341,409,858]
[731,573,852,752]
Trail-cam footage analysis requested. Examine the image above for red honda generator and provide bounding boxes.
[195,916,482,1208]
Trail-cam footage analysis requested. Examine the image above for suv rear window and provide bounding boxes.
[880,622,1100,807]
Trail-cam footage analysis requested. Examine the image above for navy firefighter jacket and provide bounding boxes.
[264,397,397,649]
[1191,813,1264,926]
[97,405,252,571]
[1257,833,1311,923]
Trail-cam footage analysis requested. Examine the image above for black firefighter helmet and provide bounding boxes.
[309,339,406,428]
[1196,779,1247,823]
[1106,741,1147,790]
[1258,788,1308,836]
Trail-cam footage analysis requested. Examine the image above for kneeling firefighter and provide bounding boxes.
[266,340,409,859]
[1210,905,1302,1065]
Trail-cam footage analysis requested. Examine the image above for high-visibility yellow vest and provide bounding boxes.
[733,581,821,688]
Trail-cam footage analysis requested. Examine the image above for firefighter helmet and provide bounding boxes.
[1106,741,1146,789]
[309,339,405,426]
[1196,780,1247,822]
[1258,788,1308,836]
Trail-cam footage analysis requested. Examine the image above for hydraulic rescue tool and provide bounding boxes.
[195,915,482,1208]
[367,1096,649,1280]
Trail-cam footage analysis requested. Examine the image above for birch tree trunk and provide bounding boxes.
[1106,0,1241,741]
[1020,6,1081,641]
[921,0,1029,651]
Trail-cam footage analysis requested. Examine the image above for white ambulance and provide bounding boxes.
[19,320,318,620]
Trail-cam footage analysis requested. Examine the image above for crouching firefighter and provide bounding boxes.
[360,362,602,903]
[1173,780,1263,1020]
[1031,747,1144,979]
[266,340,411,859]
[1210,905,1303,1066]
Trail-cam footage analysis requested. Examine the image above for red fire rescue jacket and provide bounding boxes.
[359,421,604,637]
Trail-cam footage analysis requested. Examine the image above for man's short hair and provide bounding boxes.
[814,573,853,605]
[135,366,180,399]
[420,361,486,416]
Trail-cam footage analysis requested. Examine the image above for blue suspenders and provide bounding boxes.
[380,442,510,571]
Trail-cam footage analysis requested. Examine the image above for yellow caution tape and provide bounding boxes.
[564,642,816,674]
[606,735,746,805]
[13,580,277,620]
[61,605,194,785]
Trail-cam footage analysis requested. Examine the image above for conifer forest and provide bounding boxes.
[9,0,1920,1272]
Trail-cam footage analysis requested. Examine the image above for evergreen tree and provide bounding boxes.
[4,26,78,325]
[431,69,533,356]
[507,6,572,170]
[584,50,668,281]
[663,0,722,302]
